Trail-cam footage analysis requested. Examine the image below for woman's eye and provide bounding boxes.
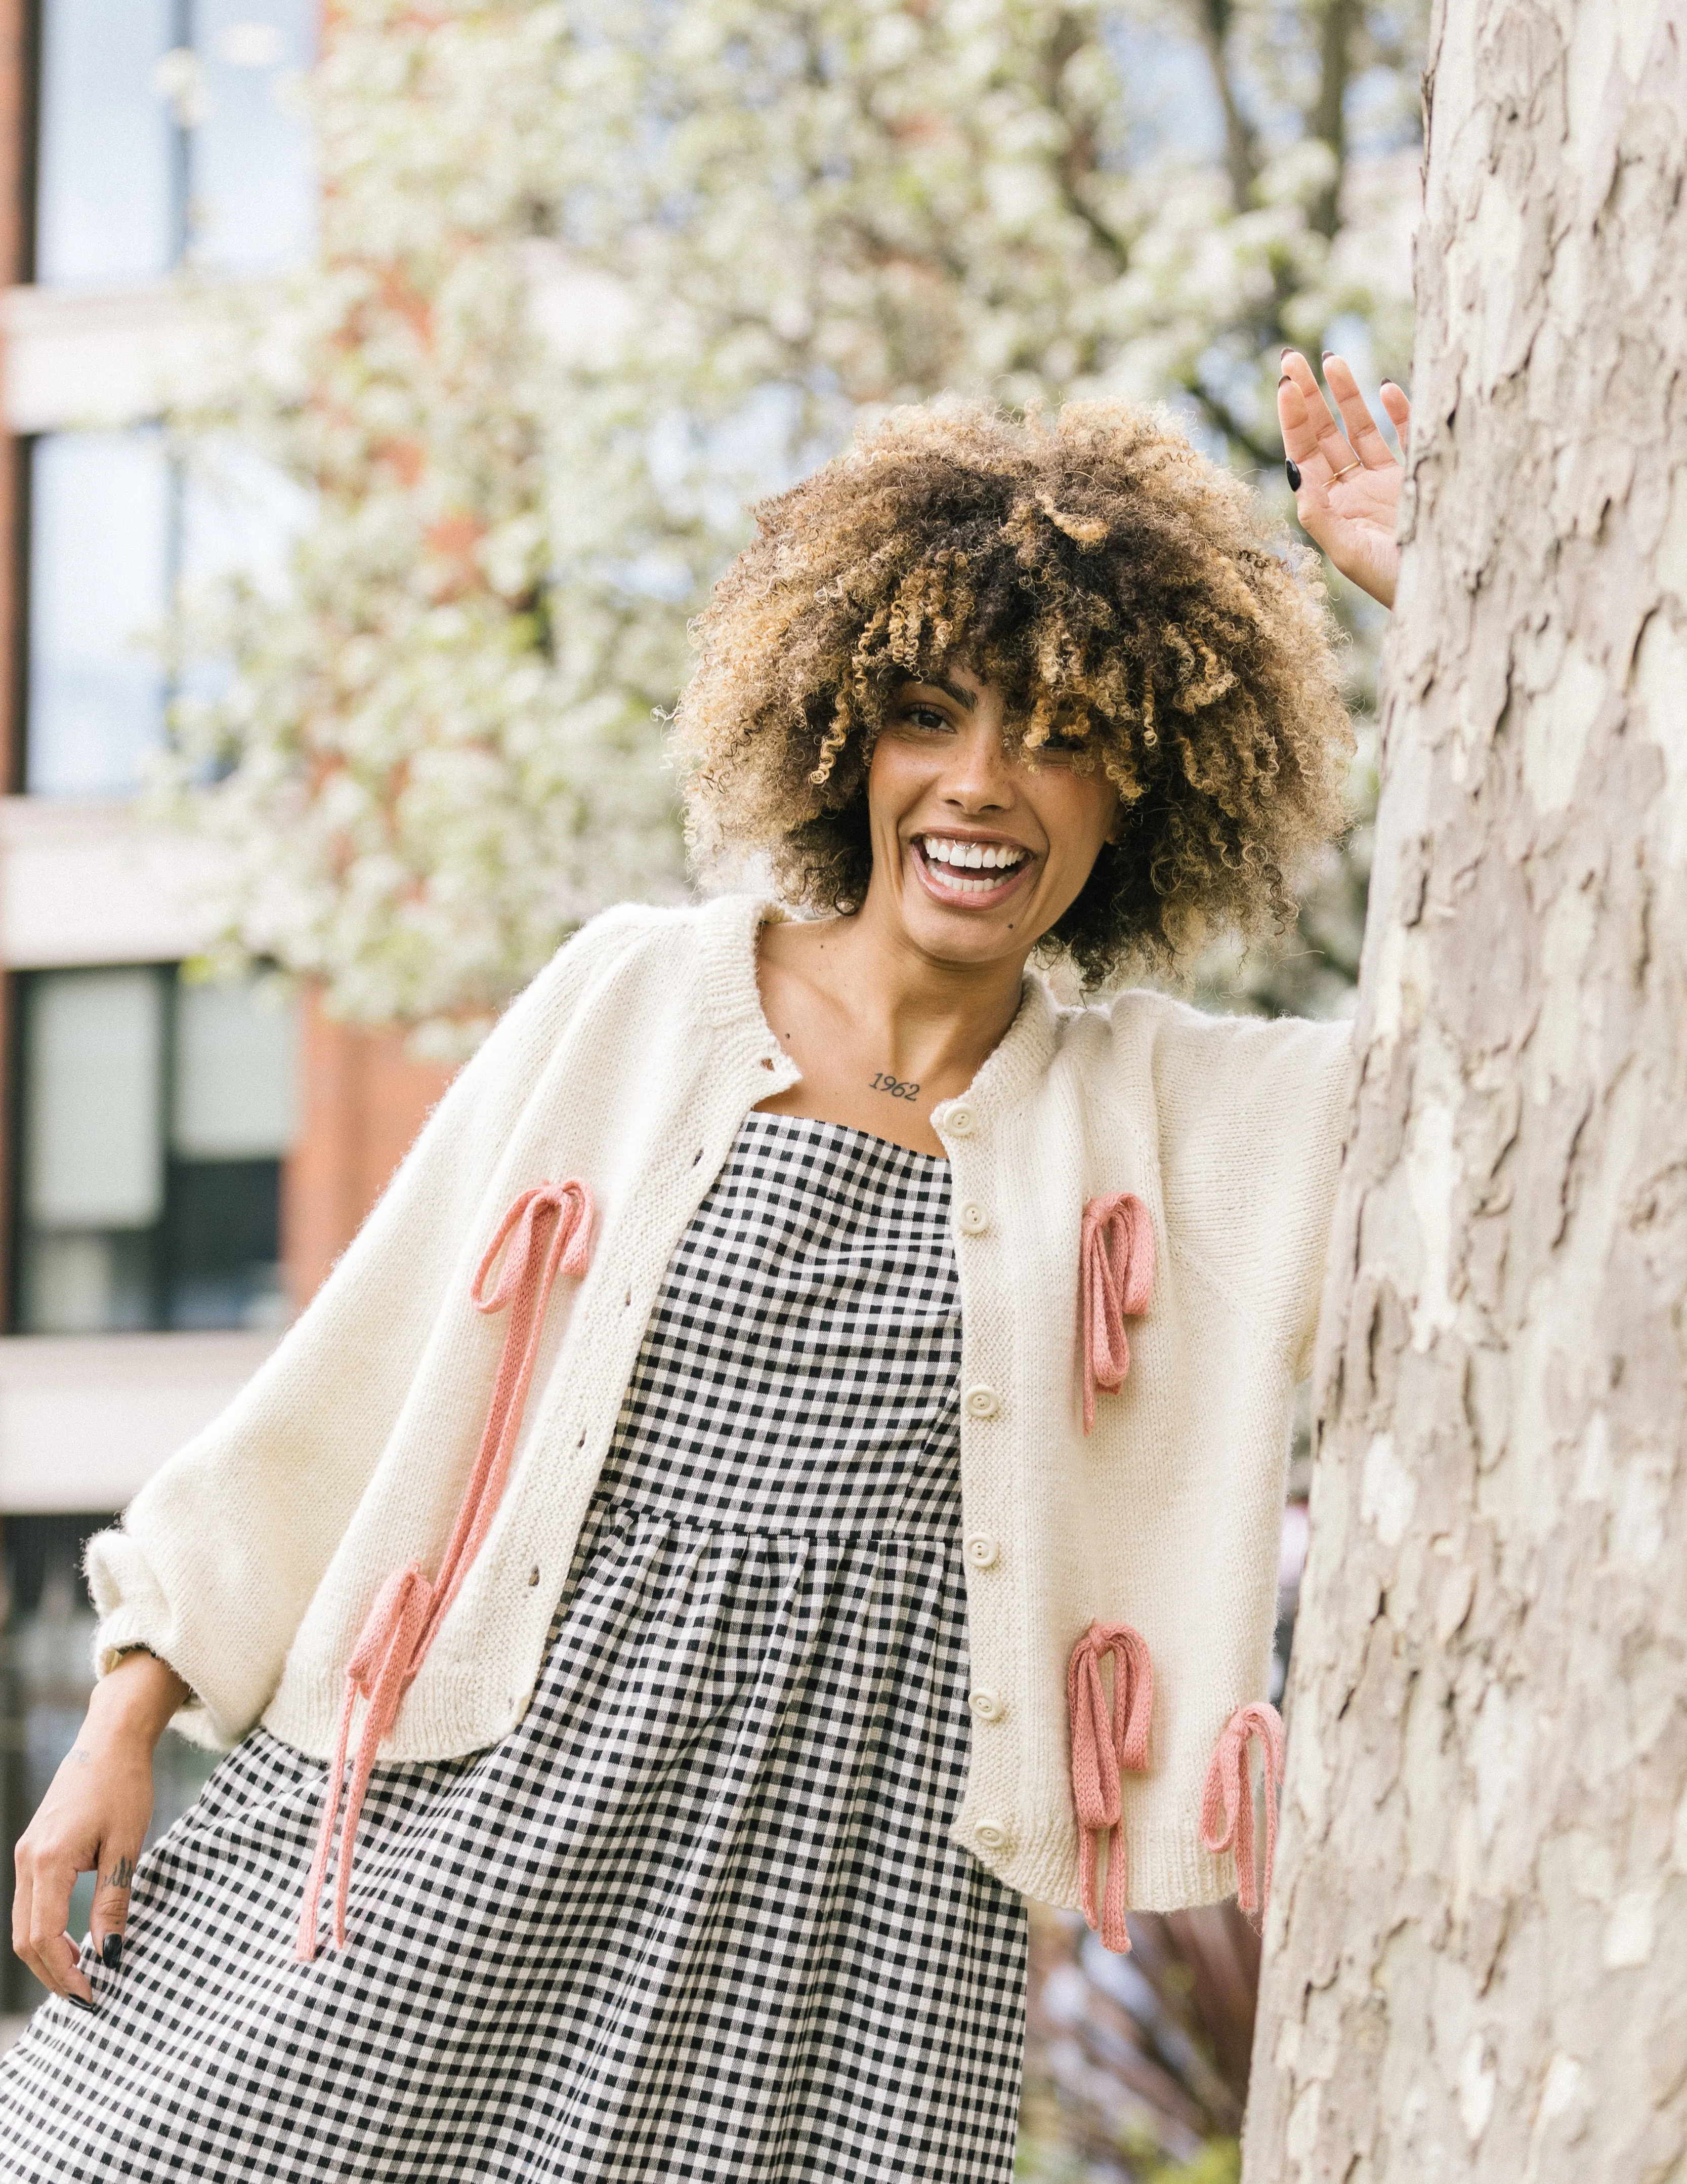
[901,705,952,732]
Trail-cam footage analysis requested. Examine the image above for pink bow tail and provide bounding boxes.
[1080,1192,1155,1433]
[296,1176,596,1960]
[297,1562,434,1962]
[1199,1701,1286,1923]
[1066,1621,1153,1953]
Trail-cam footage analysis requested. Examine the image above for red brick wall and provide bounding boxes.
[281,991,457,1309]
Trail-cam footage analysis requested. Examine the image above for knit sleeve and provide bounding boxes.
[83,902,661,1748]
[1150,1007,1354,1382]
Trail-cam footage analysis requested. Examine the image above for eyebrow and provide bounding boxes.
[907,675,977,713]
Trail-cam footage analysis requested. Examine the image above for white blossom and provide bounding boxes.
[162,0,1423,1043]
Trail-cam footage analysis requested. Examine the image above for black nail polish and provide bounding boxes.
[1285,460,1302,491]
[101,1932,123,1971]
[66,1994,95,2013]
[1277,373,1290,387]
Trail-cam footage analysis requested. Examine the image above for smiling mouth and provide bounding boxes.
[912,834,1034,902]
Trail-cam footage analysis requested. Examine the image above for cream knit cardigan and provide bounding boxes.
[88,893,1352,1915]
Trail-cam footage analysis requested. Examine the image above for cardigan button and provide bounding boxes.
[958,1202,988,1235]
[964,1533,1000,1569]
[974,1820,1009,1851]
[968,1688,1005,1722]
[946,1105,977,1137]
[963,1384,1001,1419]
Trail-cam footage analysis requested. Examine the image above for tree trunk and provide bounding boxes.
[1246,4,1687,2180]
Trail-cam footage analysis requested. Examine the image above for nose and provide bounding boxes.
[940,716,1016,812]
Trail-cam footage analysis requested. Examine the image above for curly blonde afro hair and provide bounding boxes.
[674,398,1353,987]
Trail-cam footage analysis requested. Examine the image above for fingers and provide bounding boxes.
[30,1929,93,2005]
[1277,352,1339,468]
[1278,351,1356,481]
[1319,353,1400,471]
[14,1848,93,2003]
[1379,379,1412,450]
[90,1841,140,1973]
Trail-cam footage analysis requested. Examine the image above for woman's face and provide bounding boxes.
[863,665,1118,970]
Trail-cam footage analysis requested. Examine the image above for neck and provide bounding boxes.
[796,888,1031,1083]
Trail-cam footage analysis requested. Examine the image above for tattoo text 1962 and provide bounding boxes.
[869,1074,920,1102]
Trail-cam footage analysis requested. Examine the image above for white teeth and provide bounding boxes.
[919,835,1028,877]
[917,836,1031,896]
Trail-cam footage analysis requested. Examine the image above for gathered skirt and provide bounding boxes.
[0,1110,1027,2180]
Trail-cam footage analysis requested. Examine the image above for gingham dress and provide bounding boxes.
[0,1112,1028,2181]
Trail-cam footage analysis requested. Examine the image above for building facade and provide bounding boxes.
[0,0,450,2013]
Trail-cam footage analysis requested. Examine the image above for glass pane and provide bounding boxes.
[22,970,166,1230]
[179,436,310,598]
[172,976,299,1159]
[165,1158,285,1329]
[34,0,178,287]
[17,1232,155,1335]
[189,0,317,275]
[176,438,312,722]
[26,430,172,800]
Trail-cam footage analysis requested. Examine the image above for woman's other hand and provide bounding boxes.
[12,1651,187,2002]
[1278,351,1411,609]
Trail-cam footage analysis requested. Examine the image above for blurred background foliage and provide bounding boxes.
[165,0,1422,1050]
[162,7,1426,2162]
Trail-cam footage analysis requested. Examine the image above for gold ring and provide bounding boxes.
[1330,458,1362,480]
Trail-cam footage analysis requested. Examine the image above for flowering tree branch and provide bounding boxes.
[163,0,1422,1043]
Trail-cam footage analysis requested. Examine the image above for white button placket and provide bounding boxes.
[943,1093,1014,1862]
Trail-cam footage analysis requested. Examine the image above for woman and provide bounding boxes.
[0,355,1405,2180]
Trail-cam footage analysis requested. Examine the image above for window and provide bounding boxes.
[33,0,317,289]
[190,0,319,276]
[32,0,178,287]
[24,429,172,799]
[26,2,319,798]
[15,967,299,1334]
[25,428,310,799]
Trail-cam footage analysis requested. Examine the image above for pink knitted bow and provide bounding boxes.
[1199,1701,1285,1923]
[1080,1192,1155,1433]
[297,1179,595,1961]
[1067,1621,1154,1954]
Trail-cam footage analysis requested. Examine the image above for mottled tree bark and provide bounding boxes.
[1246,4,1687,2180]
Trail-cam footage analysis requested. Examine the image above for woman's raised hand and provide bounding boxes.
[1278,351,1411,610]
[12,1651,186,2002]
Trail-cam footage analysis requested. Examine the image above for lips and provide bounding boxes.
[910,834,1035,905]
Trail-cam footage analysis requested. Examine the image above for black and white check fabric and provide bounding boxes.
[0,1112,1027,2181]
